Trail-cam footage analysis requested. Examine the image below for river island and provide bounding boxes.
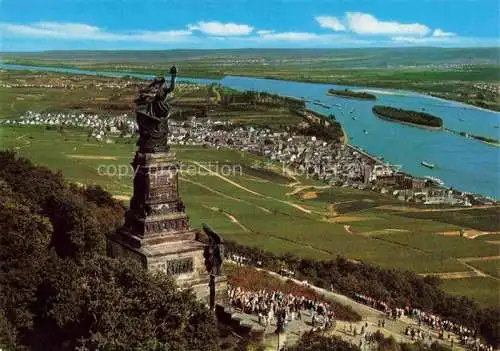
[372,105,443,128]
[327,88,376,100]
[467,134,500,146]
[447,130,500,147]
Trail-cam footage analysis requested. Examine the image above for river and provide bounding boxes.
[1,63,499,199]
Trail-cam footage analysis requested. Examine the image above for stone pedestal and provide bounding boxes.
[108,151,226,301]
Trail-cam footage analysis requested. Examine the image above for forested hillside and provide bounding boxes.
[0,151,219,351]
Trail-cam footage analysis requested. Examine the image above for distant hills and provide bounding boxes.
[1,47,499,68]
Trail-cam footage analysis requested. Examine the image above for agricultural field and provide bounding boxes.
[2,124,500,307]
[440,277,500,308]
[0,70,136,120]
[0,70,220,121]
[371,232,498,259]
[206,106,303,129]
[476,233,500,244]
[464,258,500,278]
[391,207,500,232]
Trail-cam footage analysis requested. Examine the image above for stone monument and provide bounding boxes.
[107,66,226,301]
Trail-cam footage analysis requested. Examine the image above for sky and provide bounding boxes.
[0,0,498,51]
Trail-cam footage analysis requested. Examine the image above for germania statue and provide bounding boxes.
[134,66,177,153]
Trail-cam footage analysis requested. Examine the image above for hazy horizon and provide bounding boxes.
[0,0,498,51]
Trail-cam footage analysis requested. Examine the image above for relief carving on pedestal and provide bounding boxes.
[145,218,189,234]
[149,203,172,216]
[150,170,178,187]
[148,187,176,202]
[164,257,194,276]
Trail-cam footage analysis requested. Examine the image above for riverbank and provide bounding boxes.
[341,124,349,145]
[345,144,384,165]
[352,88,414,97]
[425,93,500,113]
[429,93,500,113]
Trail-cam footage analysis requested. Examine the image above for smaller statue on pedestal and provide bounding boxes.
[203,223,224,309]
[203,223,224,276]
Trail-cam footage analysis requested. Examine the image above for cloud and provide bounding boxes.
[432,28,456,37]
[0,18,486,49]
[391,36,446,44]
[257,31,321,41]
[256,29,273,35]
[0,21,192,43]
[129,30,193,43]
[252,31,375,46]
[315,16,346,31]
[2,22,110,40]
[390,35,486,46]
[346,12,430,37]
[187,21,253,36]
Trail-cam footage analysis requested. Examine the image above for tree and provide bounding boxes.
[0,152,221,350]
[0,312,18,350]
[289,331,359,351]
[29,256,219,351]
[44,190,105,260]
[0,150,66,212]
[0,184,52,343]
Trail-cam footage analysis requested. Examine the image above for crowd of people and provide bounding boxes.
[404,326,435,343]
[410,309,493,351]
[226,252,495,350]
[230,253,260,267]
[353,293,494,350]
[353,293,389,313]
[227,285,336,331]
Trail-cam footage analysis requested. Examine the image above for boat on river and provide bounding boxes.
[313,101,330,109]
[421,161,435,169]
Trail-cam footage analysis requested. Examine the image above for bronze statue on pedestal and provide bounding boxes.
[134,66,177,153]
[110,64,227,306]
